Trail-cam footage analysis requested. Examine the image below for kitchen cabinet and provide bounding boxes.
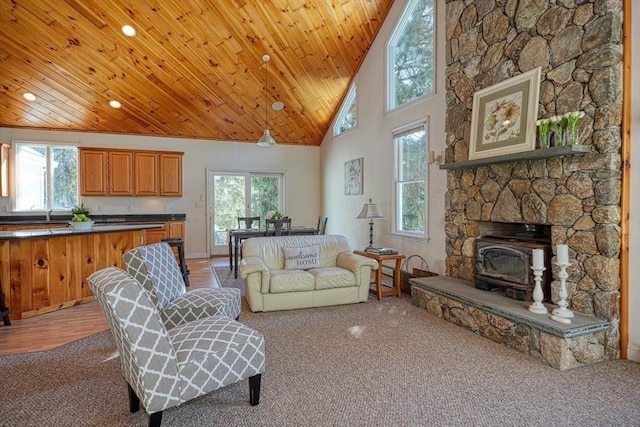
[168,221,185,239]
[143,220,185,245]
[79,149,108,196]
[80,148,182,197]
[159,153,182,196]
[108,151,134,196]
[134,152,159,196]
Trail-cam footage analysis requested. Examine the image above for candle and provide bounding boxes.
[532,249,544,269]
[557,244,569,265]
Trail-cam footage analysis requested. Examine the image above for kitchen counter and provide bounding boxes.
[0,223,164,240]
[0,213,186,225]
[0,223,162,320]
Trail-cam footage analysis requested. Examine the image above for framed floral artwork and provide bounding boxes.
[344,157,363,195]
[468,67,541,160]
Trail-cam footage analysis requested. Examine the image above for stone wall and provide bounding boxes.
[443,0,623,357]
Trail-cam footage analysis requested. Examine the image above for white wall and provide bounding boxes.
[320,0,448,274]
[628,2,639,363]
[0,128,320,258]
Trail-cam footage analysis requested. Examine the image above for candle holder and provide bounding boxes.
[528,265,547,314]
[551,261,574,324]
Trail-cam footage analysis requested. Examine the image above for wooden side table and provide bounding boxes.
[354,251,405,301]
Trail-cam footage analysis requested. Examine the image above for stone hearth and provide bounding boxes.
[411,276,611,370]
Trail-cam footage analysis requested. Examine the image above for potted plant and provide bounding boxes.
[70,203,94,230]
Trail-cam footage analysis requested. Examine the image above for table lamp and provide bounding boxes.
[357,198,385,250]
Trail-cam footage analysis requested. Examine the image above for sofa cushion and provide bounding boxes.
[270,270,315,293]
[308,267,355,290]
[282,245,321,270]
[243,235,353,270]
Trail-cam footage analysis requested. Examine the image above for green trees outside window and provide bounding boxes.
[212,173,282,245]
[388,0,435,110]
[395,123,427,235]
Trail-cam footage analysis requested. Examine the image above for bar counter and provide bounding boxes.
[0,223,162,320]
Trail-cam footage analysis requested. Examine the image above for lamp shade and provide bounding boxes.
[257,129,276,147]
[357,199,384,219]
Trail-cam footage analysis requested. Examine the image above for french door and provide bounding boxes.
[207,170,283,255]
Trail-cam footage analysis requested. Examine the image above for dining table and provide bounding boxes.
[228,226,318,278]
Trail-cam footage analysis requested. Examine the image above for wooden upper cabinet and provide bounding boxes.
[134,152,159,196]
[79,148,182,197]
[159,153,183,196]
[108,151,134,196]
[79,149,108,196]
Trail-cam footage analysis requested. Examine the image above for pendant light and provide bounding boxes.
[257,54,277,147]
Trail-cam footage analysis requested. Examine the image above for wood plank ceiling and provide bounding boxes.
[0,0,393,146]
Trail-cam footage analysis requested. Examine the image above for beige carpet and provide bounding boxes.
[1,284,639,426]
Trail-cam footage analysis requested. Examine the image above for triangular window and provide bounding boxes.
[333,79,357,136]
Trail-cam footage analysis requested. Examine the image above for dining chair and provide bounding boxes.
[238,216,261,229]
[266,217,291,236]
[88,267,264,427]
[316,216,328,235]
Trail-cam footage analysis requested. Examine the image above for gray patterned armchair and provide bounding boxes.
[123,242,241,328]
[88,267,265,427]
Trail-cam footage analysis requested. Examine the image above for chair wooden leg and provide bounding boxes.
[249,373,261,406]
[128,383,140,413]
[149,411,163,427]
[130,384,162,426]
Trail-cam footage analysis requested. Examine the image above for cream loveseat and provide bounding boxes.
[239,234,378,312]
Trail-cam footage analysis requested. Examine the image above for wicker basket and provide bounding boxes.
[400,255,437,294]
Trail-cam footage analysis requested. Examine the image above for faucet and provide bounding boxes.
[46,209,52,222]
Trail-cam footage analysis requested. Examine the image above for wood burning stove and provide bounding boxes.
[475,235,551,301]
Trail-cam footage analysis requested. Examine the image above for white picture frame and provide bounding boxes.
[344,157,363,195]
[469,67,541,160]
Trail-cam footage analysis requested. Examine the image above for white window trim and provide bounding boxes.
[392,118,429,240]
[333,78,358,137]
[12,140,79,212]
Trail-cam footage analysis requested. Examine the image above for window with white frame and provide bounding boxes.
[13,142,78,211]
[333,79,357,136]
[394,121,427,237]
[387,0,435,110]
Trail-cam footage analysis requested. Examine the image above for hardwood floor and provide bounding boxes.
[0,257,226,356]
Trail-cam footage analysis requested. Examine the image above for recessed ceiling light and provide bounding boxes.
[23,92,37,101]
[121,25,136,37]
[109,100,122,109]
[272,101,284,111]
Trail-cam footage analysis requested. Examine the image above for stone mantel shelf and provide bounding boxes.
[439,145,592,170]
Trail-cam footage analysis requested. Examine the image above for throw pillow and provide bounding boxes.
[282,245,321,270]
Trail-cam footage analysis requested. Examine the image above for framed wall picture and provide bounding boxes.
[468,67,541,160]
[344,157,363,195]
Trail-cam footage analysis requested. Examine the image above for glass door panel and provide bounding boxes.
[208,171,283,255]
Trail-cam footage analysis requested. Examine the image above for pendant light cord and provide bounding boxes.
[264,55,269,129]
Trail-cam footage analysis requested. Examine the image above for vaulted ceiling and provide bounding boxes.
[0,0,393,146]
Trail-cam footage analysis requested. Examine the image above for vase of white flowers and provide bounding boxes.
[564,111,585,145]
[549,115,567,147]
[536,118,551,148]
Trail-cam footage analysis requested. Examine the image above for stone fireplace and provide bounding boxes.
[431,0,623,365]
